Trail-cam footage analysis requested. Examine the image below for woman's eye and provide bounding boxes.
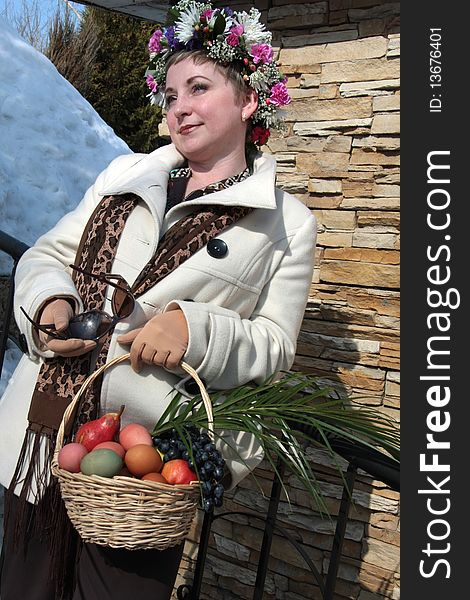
[192,83,207,94]
[165,95,176,108]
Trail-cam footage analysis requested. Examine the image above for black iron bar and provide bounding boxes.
[189,508,214,599]
[0,230,29,263]
[290,423,399,492]
[252,458,285,600]
[323,463,357,600]
[0,231,29,375]
[200,509,326,594]
[272,520,325,594]
[0,267,16,376]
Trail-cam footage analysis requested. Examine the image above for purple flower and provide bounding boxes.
[148,29,164,54]
[224,7,234,17]
[165,26,177,50]
[269,82,291,106]
[187,30,204,51]
[251,43,273,65]
[227,24,244,47]
[146,75,159,93]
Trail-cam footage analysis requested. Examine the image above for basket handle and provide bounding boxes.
[53,353,214,463]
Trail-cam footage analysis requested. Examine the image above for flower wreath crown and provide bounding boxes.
[145,0,291,147]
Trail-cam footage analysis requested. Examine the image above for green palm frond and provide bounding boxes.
[152,371,400,512]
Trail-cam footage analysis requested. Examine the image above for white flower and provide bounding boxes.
[234,8,271,48]
[151,90,166,108]
[266,109,282,128]
[174,0,208,12]
[249,70,270,93]
[175,2,205,43]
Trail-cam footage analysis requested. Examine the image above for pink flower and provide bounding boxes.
[227,24,244,47]
[269,82,291,107]
[251,125,270,146]
[251,43,273,65]
[202,9,214,20]
[146,75,159,93]
[148,29,164,54]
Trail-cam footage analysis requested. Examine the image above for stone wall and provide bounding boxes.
[172,1,400,599]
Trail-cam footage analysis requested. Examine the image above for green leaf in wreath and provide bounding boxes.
[166,8,181,25]
[212,13,226,37]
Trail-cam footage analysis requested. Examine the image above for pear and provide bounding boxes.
[75,405,125,452]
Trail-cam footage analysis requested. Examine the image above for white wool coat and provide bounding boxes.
[0,144,316,495]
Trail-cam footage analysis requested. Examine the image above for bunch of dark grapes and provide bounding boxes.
[152,423,226,513]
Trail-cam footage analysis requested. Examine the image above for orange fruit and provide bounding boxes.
[124,444,163,477]
[142,472,167,483]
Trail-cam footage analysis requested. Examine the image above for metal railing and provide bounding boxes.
[0,229,400,600]
[0,230,29,374]
[176,432,399,600]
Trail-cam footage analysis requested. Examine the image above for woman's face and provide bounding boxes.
[165,57,255,166]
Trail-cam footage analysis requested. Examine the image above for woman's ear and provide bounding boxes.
[242,88,258,120]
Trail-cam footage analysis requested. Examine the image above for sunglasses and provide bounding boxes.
[20,265,135,342]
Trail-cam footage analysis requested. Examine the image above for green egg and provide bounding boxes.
[80,448,123,477]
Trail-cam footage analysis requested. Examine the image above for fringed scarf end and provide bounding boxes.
[4,424,80,598]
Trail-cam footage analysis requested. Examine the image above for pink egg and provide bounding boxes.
[119,423,152,451]
[94,441,126,459]
[58,443,88,473]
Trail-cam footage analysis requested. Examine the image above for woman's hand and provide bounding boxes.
[38,298,97,357]
[117,310,189,373]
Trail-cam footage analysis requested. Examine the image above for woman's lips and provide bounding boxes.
[179,124,201,135]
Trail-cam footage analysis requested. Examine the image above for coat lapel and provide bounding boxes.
[98,144,278,225]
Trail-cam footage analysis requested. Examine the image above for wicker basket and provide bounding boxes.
[51,353,213,550]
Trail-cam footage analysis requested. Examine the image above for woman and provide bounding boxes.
[0,2,317,599]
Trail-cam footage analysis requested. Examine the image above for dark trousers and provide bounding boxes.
[0,492,184,600]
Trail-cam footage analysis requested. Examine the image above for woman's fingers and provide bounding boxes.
[38,298,74,344]
[117,311,188,372]
[118,328,144,372]
[140,343,158,365]
[47,338,97,357]
[128,338,145,373]
[51,302,74,332]
[117,328,142,345]
[164,346,185,370]
[128,343,183,372]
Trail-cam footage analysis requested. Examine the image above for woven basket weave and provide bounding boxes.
[51,353,212,550]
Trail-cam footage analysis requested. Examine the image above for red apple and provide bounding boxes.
[161,459,198,485]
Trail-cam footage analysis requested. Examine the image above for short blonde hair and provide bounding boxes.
[164,50,247,99]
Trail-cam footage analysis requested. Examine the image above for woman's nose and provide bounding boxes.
[173,96,191,118]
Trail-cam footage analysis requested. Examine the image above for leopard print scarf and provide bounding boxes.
[6,191,251,599]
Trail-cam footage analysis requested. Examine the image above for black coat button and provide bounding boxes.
[185,377,206,395]
[207,238,228,258]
